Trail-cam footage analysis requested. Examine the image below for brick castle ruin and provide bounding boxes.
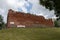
[7,9,54,28]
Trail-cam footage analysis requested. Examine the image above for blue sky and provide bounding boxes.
[0,0,56,23]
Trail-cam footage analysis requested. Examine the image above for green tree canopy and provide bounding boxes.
[0,15,4,29]
[39,0,60,20]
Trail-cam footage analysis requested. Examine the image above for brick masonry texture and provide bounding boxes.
[7,9,54,28]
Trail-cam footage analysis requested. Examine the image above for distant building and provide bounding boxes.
[7,9,54,28]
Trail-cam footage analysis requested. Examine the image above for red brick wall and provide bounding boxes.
[7,9,54,28]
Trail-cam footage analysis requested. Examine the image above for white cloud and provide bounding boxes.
[6,0,28,12]
[6,0,17,6]
[0,0,56,23]
[0,8,5,14]
[28,0,56,19]
[0,0,29,23]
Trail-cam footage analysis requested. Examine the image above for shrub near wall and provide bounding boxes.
[54,20,60,27]
[57,20,60,27]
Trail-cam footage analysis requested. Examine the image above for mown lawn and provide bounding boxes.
[0,28,60,40]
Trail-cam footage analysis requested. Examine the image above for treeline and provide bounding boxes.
[0,15,6,30]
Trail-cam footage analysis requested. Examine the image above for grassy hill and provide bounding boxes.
[0,28,60,40]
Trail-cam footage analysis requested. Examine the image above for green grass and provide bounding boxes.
[0,28,60,40]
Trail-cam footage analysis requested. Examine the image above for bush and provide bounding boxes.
[0,15,5,30]
[54,20,60,27]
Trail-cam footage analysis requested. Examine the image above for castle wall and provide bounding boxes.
[7,9,54,28]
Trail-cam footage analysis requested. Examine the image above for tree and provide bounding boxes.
[0,15,4,29]
[39,0,60,20]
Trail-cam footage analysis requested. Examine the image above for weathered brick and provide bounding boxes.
[7,9,54,28]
